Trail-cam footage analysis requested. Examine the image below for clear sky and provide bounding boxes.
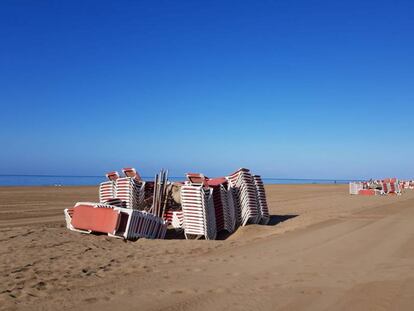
[0,0,413,179]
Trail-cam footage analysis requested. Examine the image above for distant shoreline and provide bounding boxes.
[0,179,353,187]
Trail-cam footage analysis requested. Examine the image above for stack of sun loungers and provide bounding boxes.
[401,180,414,189]
[66,167,271,241]
[221,183,237,233]
[115,168,146,209]
[381,178,401,195]
[209,179,226,232]
[181,183,217,240]
[226,168,260,226]
[99,172,119,203]
[253,175,270,225]
[349,178,402,196]
[207,177,236,234]
[400,181,409,189]
[99,168,145,209]
[178,169,269,239]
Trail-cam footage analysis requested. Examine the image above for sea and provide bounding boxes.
[0,175,354,186]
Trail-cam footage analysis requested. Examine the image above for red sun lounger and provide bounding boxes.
[106,171,120,181]
[71,204,120,234]
[358,189,376,196]
[122,167,142,181]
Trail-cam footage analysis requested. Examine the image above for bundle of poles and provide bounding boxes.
[151,169,169,219]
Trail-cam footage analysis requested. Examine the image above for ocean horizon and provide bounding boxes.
[0,174,356,186]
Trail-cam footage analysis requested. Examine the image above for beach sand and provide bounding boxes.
[1,185,414,310]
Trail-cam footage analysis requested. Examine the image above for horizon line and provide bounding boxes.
[0,174,363,181]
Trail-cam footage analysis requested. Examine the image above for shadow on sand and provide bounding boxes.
[267,214,298,226]
[164,214,299,240]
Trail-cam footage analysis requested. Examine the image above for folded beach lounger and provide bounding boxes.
[181,185,217,240]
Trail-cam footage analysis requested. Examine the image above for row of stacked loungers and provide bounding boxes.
[65,167,271,241]
[349,178,402,195]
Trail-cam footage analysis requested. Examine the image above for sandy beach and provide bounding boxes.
[1,184,414,310]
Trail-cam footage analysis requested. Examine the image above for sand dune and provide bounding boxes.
[1,185,414,310]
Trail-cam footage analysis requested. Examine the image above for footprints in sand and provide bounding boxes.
[33,281,47,291]
[1,226,252,308]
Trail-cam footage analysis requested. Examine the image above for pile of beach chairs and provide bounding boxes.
[399,180,414,190]
[65,167,270,241]
[99,168,146,209]
[178,168,269,240]
[65,168,167,240]
[64,202,167,240]
[349,178,402,196]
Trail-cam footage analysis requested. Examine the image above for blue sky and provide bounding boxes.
[0,0,413,179]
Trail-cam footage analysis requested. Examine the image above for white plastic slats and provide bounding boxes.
[181,185,217,240]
